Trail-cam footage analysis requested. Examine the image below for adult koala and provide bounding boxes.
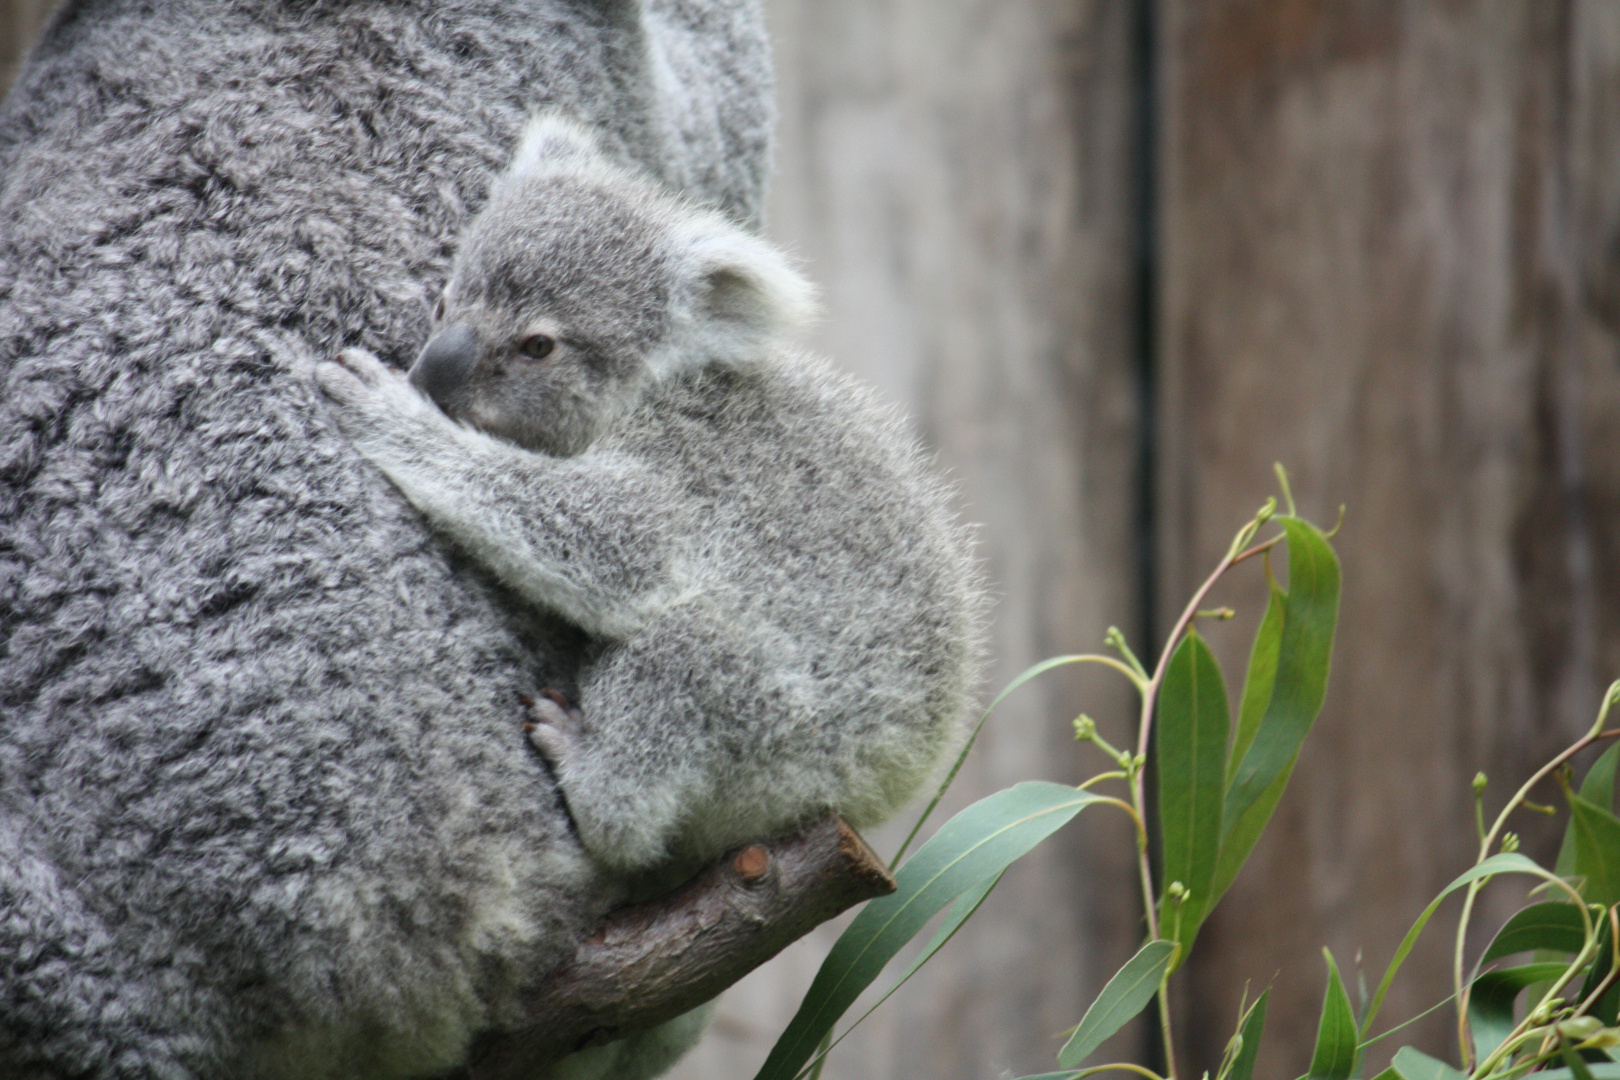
[0,2,771,1078]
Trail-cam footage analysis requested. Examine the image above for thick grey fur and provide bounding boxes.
[0,2,771,1078]
[316,116,987,877]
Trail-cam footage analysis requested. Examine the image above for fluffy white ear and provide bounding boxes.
[505,111,608,181]
[657,215,818,375]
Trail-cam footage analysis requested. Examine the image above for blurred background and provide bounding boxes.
[6,3,1620,1079]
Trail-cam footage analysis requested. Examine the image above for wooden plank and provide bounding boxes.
[667,2,1148,1078]
[1159,2,1620,1075]
[0,0,53,96]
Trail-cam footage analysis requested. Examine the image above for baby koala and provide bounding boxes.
[316,114,984,874]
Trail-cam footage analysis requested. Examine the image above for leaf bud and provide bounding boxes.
[1556,1016,1604,1041]
[1472,772,1487,797]
[1500,832,1520,853]
[1073,715,1097,742]
[1528,997,1564,1024]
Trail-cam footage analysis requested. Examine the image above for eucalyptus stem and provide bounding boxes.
[1453,687,1620,1068]
[1127,503,1277,1080]
[1072,1063,1170,1080]
[1471,934,1601,1079]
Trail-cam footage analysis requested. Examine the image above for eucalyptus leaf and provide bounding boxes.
[1481,902,1589,962]
[1467,962,1568,1064]
[1526,1063,1620,1080]
[1390,1046,1467,1080]
[1567,790,1620,907]
[1558,743,1620,878]
[1226,989,1269,1080]
[1216,519,1340,906]
[1156,629,1229,963]
[894,653,1106,865]
[754,782,1108,1080]
[1307,949,1358,1080]
[1229,580,1285,783]
[1223,517,1340,819]
[1361,852,1549,1037]
[1563,1042,1600,1080]
[1213,580,1287,907]
[815,870,1005,1066]
[1058,939,1178,1068]
[1212,753,1297,907]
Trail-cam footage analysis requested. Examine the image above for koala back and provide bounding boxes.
[0,1,770,1077]
[597,352,987,859]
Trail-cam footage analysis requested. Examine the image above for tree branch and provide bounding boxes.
[464,816,896,1077]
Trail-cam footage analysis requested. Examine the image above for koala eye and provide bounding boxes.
[518,334,556,361]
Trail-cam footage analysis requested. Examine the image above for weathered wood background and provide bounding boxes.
[5,3,1620,1079]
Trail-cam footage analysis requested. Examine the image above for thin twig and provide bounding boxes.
[1455,709,1620,1068]
[1128,509,1273,1080]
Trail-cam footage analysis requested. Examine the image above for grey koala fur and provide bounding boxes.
[0,2,771,1079]
[316,115,987,876]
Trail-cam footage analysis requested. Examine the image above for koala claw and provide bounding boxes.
[314,349,393,402]
[313,357,366,404]
[316,347,437,436]
[525,688,582,768]
[334,347,393,387]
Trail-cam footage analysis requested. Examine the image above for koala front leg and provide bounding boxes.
[315,349,675,639]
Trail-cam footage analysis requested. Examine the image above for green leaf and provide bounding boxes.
[1558,743,1620,878]
[1582,742,1620,811]
[754,782,1108,1080]
[893,653,1107,865]
[1057,940,1178,1068]
[1563,1041,1600,1080]
[1509,1066,1620,1080]
[1481,902,1590,962]
[901,871,1002,986]
[1390,1046,1467,1080]
[1467,962,1568,1064]
[1212,755,1297,907]
[1226,989,1269,1080]
[1156,629,1230,963]
[1223,518,1340,816]
[811,869,1004,1068]
[1366,1070,1402,1080]
[1308,949,1359,1080]
[1215,519,1340,904]
[1229,581,1285,783]
[1211,761,1296,913]
[1209,581,1289,908]
[1567,790,1620,907]
[1361,853,1550,1037]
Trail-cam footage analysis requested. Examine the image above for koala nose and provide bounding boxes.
[409,322,479,409]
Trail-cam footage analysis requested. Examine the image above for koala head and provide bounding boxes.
[409,114,816,457]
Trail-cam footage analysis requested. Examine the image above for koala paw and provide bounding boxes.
[523,688,583,769]
[521,691,671,871]
[315,348,439,446]
[314,347,391,403]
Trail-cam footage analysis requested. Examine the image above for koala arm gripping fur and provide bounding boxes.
[317,349,682,641]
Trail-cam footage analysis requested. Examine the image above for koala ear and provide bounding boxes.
[505,111,608,181]
[658,215,818,375]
